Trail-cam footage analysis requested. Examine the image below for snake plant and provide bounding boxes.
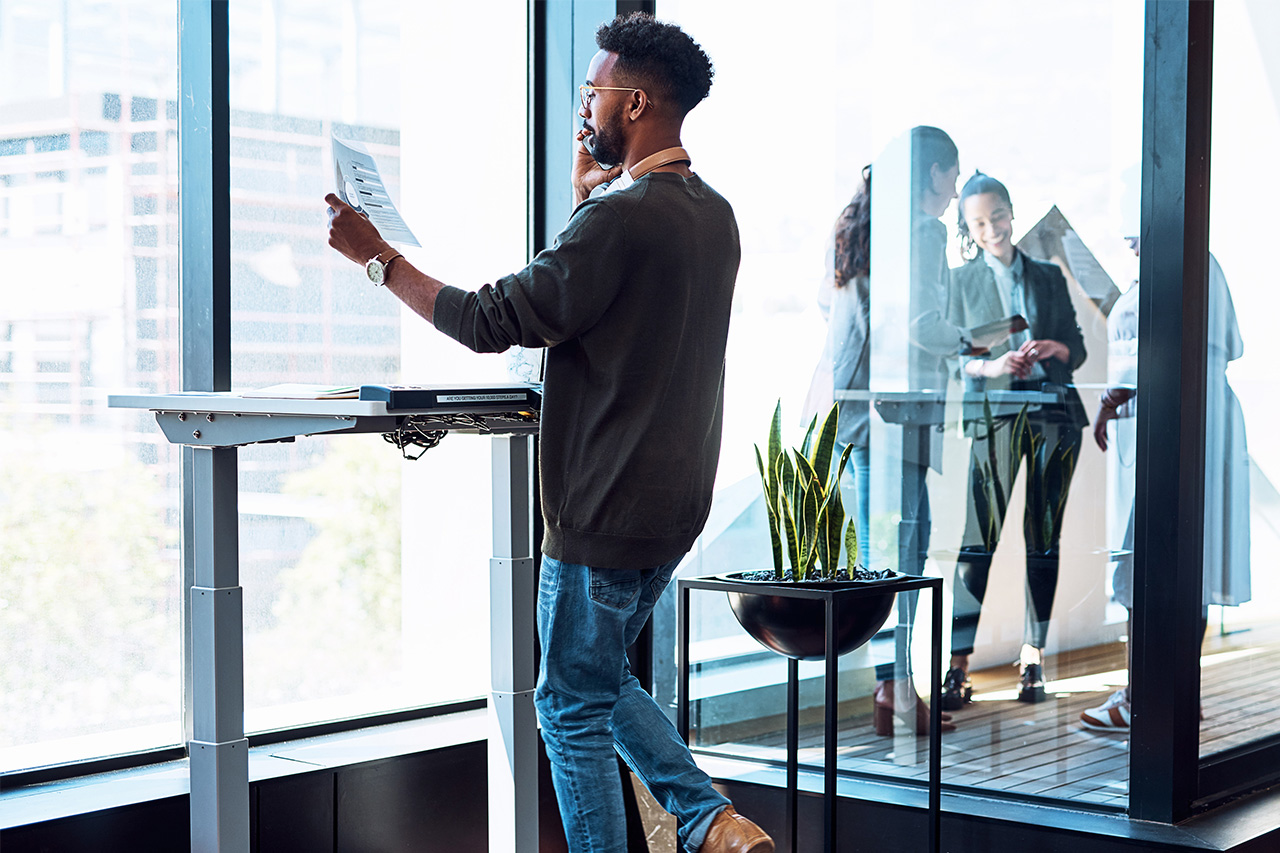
[754,400,858,581]
[971,397,1077,555]
[969,398,1026,553]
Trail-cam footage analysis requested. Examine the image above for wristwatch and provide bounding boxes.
[365,250,403,286]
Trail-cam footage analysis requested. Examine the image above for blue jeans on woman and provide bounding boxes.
[534,555,730,852]
[834,442,871,561]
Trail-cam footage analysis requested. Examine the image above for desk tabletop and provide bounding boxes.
[108,392,539,447]
[109,392,394,417]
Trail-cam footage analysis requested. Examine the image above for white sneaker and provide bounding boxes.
[1080,689,1130,732]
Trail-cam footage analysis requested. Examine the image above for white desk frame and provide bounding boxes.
[108,393,540,853]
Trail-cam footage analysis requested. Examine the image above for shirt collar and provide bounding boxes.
[983,248,1023,281]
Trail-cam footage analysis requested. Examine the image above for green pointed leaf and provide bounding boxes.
[809,403,840,484]
[779,453,797,513]
[985,401,1009,521]
[782,495,800,574]
[800,413,818,459]
[756,445,784,575]
[768,399,783,470]
[971,467,992,552]
[844,516,860,570]
[794,451,819,498]
[826,487,846,574]
[832,442,854,489]
[815,506,831,578]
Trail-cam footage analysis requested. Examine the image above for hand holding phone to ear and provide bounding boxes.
[572,129,623,206]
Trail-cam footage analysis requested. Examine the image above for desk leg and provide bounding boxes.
[490,435,538,853]
[190,447,248,853]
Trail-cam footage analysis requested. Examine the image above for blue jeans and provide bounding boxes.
[534,556,729,853]
[875,461,931,682]
[838,443,871,565]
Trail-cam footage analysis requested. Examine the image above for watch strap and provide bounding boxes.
[367,250,404,286]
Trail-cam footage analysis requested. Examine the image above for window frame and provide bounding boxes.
[11,0,1280,827]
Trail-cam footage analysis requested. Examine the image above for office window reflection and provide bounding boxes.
[1199,0,1276,758]
[666,0,1143,808]
[227,0,528,732]
[0,0,181,773]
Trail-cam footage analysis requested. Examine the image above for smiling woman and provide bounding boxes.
[945,170,1089,708]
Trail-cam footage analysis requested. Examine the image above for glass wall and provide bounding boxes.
[665,0,1143,808]
[0,0,182,772]
[226,0,529,732]
[1200,0,1279,759]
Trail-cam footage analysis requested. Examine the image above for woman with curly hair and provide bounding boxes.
[809,126,970,736]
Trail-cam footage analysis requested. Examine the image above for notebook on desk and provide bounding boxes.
[359,383,541,413]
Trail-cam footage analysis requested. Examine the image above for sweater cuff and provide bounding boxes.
[432,285,468,342]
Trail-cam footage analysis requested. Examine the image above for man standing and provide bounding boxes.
[325,12,772,853]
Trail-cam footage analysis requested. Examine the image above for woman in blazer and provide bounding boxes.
[941,172,1088,708]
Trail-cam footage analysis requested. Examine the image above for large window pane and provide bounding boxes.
[1201,0,1276,759]
[0,0,181,773]
[227,0,528,732]
[665,0,1142,808]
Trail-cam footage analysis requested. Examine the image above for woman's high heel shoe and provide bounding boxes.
[873,680,955,736]
[1017,662,1047,703]
[939,666,973,711]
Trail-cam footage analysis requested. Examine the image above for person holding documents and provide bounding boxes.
[940,171,1088,709]
[326,13,772,853]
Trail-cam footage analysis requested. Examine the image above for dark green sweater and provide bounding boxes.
[432,172,741,569]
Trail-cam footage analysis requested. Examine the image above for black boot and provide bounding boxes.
[940,666,973,711]
[1018,662,1046,703]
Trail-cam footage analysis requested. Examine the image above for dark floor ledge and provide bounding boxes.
[0,709,487,831]
[698,753,1280,853]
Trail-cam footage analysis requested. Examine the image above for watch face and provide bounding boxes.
[365,258,385,285]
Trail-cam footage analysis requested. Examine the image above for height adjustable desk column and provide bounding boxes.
[108,392,540,853]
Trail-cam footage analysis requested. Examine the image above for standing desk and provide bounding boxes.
[108,392,541,853]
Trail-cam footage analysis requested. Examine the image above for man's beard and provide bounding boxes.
[586,118,625,171]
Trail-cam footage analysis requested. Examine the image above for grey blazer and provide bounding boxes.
[829,274,870,448]
[947,251,1089,430]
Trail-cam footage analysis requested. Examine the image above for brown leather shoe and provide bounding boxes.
[699,805,774,853]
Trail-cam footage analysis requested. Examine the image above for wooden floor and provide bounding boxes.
[697,621,1280,809]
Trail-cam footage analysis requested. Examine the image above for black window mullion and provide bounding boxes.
[1129,0,1213,824]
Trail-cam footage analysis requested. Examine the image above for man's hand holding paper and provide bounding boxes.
[325,192,391,268]
[331,134,420,246]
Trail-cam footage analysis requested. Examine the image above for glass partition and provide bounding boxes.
[227,0,528,732]
[1200,0,1277,759]
[0,0,181,773]
[662,0,1143,808]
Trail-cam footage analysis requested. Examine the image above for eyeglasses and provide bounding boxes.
[579,84,649,109]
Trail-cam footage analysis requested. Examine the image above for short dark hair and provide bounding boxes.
[957,170,1014,258]
[595,13,714,115]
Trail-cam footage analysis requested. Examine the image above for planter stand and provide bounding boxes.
[677,575,943,853]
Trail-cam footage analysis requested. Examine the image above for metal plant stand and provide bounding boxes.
[677,575,943,853]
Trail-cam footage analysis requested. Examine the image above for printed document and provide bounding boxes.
[332,133,420,246]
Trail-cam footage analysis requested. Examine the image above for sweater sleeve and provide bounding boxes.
[432,199,629,353]
[909,218,969,356]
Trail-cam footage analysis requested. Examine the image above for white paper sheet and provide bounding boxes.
[332,133,420,247]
